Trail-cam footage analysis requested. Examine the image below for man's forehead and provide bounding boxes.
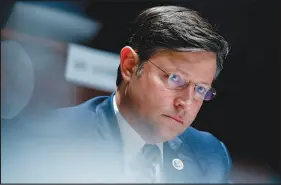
[150,49,217,64]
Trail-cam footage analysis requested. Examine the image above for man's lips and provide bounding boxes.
[165,115,184,124]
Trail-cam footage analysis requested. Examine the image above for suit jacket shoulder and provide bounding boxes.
[13,95,117,138]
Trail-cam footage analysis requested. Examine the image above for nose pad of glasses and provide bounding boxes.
[185,83,197,99]
[193,93,202,101]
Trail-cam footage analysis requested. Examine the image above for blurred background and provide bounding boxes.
[1,0,280,183]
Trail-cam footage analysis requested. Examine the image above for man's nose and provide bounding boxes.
[174,84,195,109]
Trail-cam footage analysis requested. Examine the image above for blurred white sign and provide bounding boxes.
[65,43,120,92]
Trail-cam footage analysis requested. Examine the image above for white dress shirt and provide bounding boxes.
[113,95,163,182]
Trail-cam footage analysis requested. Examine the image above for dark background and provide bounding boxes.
[1,0,280,178]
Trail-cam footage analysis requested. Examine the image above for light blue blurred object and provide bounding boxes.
[4,1,101,43]
[270,176,281,183]
[1,40,34,119]
[27,1,86,15]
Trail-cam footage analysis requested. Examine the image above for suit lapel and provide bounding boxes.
[91,94,126,176]
[163,130,207,183]
[98,94,123,144]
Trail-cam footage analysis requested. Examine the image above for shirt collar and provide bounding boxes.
[113,94,163,161]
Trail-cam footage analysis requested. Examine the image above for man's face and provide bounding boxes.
[126,50,217,143]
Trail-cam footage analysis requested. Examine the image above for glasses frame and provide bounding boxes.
[147,60,216,101]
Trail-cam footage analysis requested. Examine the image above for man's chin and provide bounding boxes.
[143,134,172,144]
[154,131,179,143]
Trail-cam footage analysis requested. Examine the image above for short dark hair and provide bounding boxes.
[116,5,230,87]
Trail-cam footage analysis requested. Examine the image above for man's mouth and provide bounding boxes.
[166,115,184,124]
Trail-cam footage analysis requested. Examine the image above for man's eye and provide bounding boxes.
[168,73,185,87]
[195,85,207,95]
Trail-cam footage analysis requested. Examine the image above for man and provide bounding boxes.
[1,5,231,183]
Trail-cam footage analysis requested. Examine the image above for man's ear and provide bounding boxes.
[120,46,139,83]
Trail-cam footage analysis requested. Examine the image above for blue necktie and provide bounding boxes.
[135,144,161,182]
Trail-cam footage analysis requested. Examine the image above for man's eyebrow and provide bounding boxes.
[164,58,214,86]
[196,80,212,87]
[174,68,212,87]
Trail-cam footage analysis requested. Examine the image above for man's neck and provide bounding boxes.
[115,89,160,144]
[113,93,164,161]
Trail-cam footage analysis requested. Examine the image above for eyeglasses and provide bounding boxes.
[147,60,216,101]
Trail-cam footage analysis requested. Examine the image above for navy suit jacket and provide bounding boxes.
[1,93,232,183]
